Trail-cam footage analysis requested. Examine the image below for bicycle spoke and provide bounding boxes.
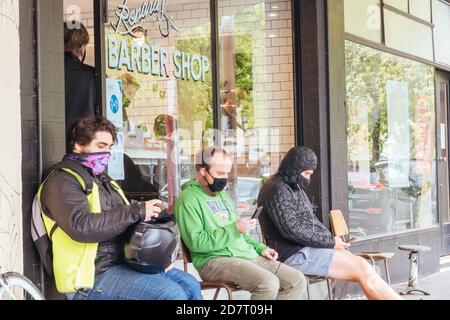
[0,272,44,300]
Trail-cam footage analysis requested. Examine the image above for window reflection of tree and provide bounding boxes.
[345,41,437,234]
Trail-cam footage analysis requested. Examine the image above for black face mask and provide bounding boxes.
[206,170,228,193]
[297,175,311,189]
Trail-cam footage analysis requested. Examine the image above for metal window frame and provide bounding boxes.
[94,0,107,116]
[382,0,433,25]
[210,0,220,132]
[345,0,450,71]
[383,2,434,27]
[345,31,450,72]
[292,0,303,146]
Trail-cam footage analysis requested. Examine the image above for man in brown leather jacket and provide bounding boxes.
[41,116,201,300]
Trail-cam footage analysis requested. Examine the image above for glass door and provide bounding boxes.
[103,0,214,212]
[436,72,450,256]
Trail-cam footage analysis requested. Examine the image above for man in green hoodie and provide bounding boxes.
[175,147,307,300]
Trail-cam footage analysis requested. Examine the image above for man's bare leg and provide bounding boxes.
[327,250,402,300]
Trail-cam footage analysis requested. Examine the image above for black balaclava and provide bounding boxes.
[277,146,317,189]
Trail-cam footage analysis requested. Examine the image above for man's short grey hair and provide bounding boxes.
[195,147,229,171]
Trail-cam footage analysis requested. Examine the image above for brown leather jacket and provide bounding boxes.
[40,157,147,274]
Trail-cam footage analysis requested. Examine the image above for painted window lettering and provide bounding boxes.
[108,37,210,81]
[112,0,181,38]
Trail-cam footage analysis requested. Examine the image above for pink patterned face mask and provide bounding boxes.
[68,152,111,175]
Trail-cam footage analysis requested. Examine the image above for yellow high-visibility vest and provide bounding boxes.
[38,168,130,293]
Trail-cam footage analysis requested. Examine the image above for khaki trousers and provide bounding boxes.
[198,256,308,300]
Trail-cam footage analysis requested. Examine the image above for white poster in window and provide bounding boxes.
[386,80,410,188]
[347,96,371,187]
[108,132,124,180]
[106,78,123,128]
[441,123,447,150]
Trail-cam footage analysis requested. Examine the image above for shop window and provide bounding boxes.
[345,41,438,238]
[345,1,437,61]
[105,0,212,210]
[216,0,295,221]
[384,9,434,61]
[344,0,382,43]
[409,0,431,22]
[433,0,450,67]
[384,0,432,22]
[102,0,295,222]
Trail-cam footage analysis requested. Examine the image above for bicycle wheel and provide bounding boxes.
[0,272,45,300]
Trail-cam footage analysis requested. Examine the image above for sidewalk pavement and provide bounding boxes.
[391,255,450,300]
[175,255,450,300]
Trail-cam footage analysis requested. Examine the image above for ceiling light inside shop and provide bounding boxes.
[133,29,146,47]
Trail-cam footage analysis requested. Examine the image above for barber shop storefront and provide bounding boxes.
[62,0,297,221]
[26,0,298,297]
[11,0,450,298]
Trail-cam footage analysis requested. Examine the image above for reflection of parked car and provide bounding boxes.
[235,177,264,215]
[349,184,408,235]
[349,159,437,236]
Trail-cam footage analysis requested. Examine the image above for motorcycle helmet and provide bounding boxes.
[124,213,179,274]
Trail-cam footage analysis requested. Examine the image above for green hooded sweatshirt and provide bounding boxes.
[174,179,268,270]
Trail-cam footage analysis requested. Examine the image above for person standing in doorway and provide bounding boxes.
[64,20,97,151]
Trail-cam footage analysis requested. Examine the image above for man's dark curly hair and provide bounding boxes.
[68,116,117,150]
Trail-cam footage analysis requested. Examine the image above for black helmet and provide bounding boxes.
[124,214,179,274]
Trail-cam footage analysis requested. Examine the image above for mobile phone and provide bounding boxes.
[346,236,357,244]
[251,206,263,220]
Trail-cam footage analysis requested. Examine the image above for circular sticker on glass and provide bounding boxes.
[110,94,119,114]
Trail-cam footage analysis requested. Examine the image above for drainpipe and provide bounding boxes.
[34,0,45,297]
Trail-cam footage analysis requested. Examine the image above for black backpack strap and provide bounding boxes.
[38,158,95,243]
[49,223,59,240]
[47,158,95,195]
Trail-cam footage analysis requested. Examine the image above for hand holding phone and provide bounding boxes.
[251,206,263,220]
[334,236,351,250]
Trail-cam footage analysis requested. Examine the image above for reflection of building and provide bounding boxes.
[3,0,450,299]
